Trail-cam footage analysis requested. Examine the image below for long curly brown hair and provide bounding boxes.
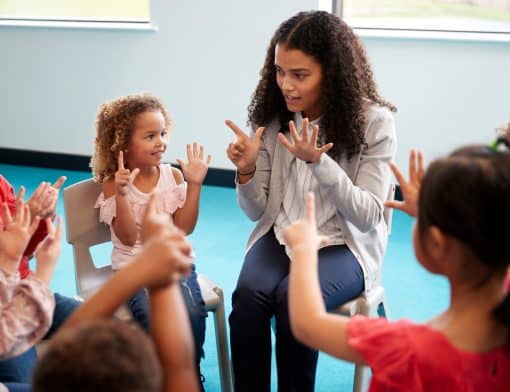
[90,93,172,183]
[248,11,396,160]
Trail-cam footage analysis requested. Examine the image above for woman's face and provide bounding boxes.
[274,43,323,121]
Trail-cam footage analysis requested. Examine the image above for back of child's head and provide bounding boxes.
[90,93,171,183]
[248,10,395,161]
[33,319,162,392]
[417,129,510,327]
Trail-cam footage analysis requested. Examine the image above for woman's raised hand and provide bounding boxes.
[278,119,333,163]
[385,149,425,218]
[225,120,265,174]
[177,142,211,185]
[115,150,140,196]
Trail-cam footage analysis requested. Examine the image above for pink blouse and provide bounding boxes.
[0,267,55,359]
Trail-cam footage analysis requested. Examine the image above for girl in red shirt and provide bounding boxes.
[286,131,510,391]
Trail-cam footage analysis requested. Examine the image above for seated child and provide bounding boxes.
[286,132,510,391]
[32,194,200,392]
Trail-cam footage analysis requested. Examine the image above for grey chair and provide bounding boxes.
[63,178,233,392]
[335,183,395,392]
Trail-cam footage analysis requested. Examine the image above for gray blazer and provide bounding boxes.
[237,103,397,291]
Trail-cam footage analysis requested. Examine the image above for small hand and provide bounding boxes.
[0,187,40,271]
[225,120,265,173]
[384,149,424,218]
[27,176,66,220]
[115,150,140,196]
[177,142,211,185]
[277,119,333,163]
[34,217,63,284]
[283,193,327,250]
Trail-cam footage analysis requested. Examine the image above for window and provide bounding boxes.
[0,0,150,23]
[319,0,510,34]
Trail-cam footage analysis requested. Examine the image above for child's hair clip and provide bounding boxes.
[490,126,510,152]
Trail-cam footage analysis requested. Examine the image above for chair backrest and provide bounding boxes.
[63,178,113,296]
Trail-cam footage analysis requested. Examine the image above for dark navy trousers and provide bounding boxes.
[229,230,364,392]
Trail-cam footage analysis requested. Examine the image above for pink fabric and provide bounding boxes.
[95,164,186,270]
[348,315,510,392]
[0,267,55,360]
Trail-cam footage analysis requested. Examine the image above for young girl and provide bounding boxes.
[286,137,510,390]
[225,10,396,391]
[90,93,210,388]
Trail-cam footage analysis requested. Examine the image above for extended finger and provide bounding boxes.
[2,203,12,224]
[206,154,212,165]
[320,143,334,154]
[16,186,26,203]
[28,215,40,237]
[254,127,266,143]
[289,121,300,143]
[409,149,417,182]
[302,118,309,142]
[186,144,192,162]
[225,120,248,140]
[388,161,407,188]
[129,168,140,184]
[306,192,316,223]
[22,204,31,227]
[53,216,63,241]
[311,124,319,147]
[45,217,55,238]
[199,145,204,160]
[193,142,198,157]
[52,176,67,190]
[118,150,125,171]
[417,150,425,181]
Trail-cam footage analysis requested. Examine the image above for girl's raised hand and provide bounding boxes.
[177,142,211,185]
[115,150,140,196]
[34,217,63,285]
[27,176,67,220]
[0,187,40,271]
[278,119,333,163]
[225,120,265,173]
[385,149,425,218]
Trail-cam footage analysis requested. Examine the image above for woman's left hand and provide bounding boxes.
[278,119,333,163]
[177,142,211,185]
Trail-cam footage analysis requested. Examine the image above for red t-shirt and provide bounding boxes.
[348,315,510,392]
[0,175,48,279]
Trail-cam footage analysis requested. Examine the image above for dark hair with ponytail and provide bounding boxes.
[417,126,510,328]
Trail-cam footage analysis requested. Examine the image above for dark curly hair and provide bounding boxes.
[248,10,396,160]
[90,93,171,183]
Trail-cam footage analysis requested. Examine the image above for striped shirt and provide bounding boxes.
[274,112,344,255]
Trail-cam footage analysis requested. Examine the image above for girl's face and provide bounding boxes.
[125,110,168,169]
[274,43,323,121]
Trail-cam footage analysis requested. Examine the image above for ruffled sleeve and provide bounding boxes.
[0,268,55,359]
[348,316,416,388]
[156,181,187,214]
[95,193,116,225]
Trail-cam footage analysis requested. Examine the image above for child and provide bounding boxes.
[286,138,510,390]
[0,175,80,385]
[0,188,63,392]
[225,10,396,390]
[33,194,200,392]
[90,93,210,386]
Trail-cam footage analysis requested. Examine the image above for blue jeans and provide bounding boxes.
[229,230,365,392]
[0,293,80,385]
[127,264,207,362]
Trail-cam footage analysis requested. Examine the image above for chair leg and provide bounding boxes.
[377,296,391,319]
[352,363,370,392]
[212,289,233,392]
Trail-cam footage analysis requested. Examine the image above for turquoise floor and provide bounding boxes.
[0,163,449,391]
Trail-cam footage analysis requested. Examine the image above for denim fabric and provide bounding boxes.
[4,383,31,392]
[229,230,365,392]
[0,293,80,384]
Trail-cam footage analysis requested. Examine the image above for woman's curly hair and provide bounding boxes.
[90,93,171,183]
[248,11,396,160]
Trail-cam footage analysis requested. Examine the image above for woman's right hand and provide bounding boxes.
[225,120,265,174]
[115,150,139,196]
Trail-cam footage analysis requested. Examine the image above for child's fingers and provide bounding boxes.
[199,145,204,160]
[311,124,319,147]
[388,161,407,187]
[206,154,212,165]
[28,216,41,237]
[306,192,315,223]
[129,168,140,184]
[186,144,192,162]
[22,204,31,227]
[53,217,63,241]
[302,118,309,142]
[320,143,334,155]
[16,186,26,203]
[52,176,67,190]
[45,217,55,238]
[289,120,300,142]
[118,150,125,171]
[417,150,425,181]
[2,202,13,224]
[193,142,198,157]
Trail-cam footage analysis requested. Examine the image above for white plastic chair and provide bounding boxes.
[334,184,395,392]
[63,178,233,392]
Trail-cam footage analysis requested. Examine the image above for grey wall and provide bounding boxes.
[1,1,509,170]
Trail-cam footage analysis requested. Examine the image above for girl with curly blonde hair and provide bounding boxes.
[91,93,210,390]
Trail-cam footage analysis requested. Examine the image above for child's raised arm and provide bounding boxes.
[173,142,211,234]
[286,193,365,364]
